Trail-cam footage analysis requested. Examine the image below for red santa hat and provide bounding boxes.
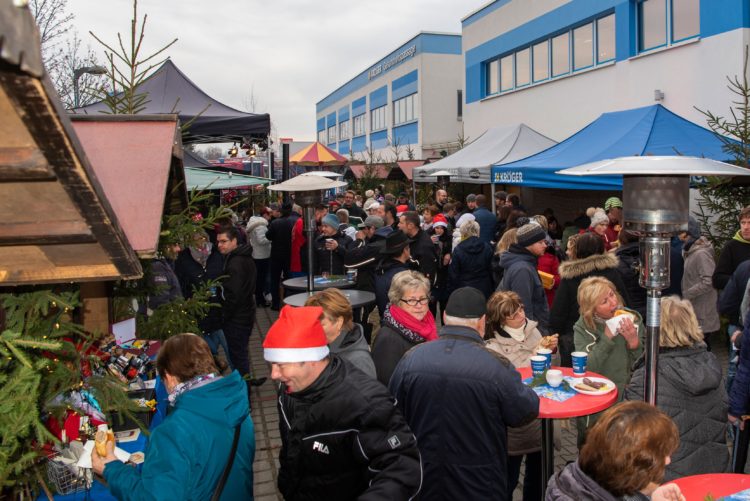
[263,306,329,363]
[432,213,448,228]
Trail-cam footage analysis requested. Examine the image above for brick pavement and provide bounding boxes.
[248,307,736,500]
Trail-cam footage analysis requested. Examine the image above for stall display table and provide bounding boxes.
[283,275,355,291]
[667,473,750,500]
[284,290,375,308]
[516,366,618,497]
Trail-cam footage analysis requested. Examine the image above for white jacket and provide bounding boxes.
[246,216,271,259]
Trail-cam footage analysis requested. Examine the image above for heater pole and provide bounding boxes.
[644,288,662,405]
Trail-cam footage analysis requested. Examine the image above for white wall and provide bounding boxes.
[463,28,750,142]
[419,53,464,157]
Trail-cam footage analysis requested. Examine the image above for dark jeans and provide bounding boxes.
[223,319,254,377]
[254,257,269,304]
[507,451,542,501]
[269,257,290,309]
[202,329,233,371]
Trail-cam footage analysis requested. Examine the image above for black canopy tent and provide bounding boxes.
[72,59,271,144]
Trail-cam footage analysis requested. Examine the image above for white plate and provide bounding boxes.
[570,377,615,396]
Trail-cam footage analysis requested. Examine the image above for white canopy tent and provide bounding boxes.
[412,124,556,184]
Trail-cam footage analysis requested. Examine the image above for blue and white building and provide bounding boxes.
[462,0,750,142]
[315,32,464,162]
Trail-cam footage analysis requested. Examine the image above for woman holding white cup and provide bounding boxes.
[486,290,559,501]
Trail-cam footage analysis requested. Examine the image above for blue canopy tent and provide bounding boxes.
[491,104,734,190]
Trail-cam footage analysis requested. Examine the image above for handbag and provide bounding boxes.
[210,420,243,501]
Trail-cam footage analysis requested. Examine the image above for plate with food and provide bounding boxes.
[571,377,615,396]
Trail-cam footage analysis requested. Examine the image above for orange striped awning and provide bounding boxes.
[290,142,348,166]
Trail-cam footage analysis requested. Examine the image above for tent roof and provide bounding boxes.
[72,59,271,144]
[0,0,141,285]
[413,124,556,184]
[183,148,215,168]
[492,104,735,190]
[345,164,390,179]
[290,142,348,166]
[185,167,272,190]
[71,115,188,258]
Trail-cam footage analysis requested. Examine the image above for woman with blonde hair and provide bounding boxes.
[371,270,437,385]
[486,291,558,501]
[305,288,376,378]
[625,296,729,479]
[573,276,644,445]
[492,227,517,287]
[547,401,684,500]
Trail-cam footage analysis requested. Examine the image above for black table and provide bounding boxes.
[283,290,376,308]
[283,276,355,291]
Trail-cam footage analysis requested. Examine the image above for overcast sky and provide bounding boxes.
[69,0,488,141]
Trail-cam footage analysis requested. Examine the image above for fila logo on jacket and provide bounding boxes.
[312,441,330,454]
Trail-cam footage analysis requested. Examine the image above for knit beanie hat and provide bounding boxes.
[590,209,609,227]
[455,213,475,229]
[687,216,701,239]
[517,223,547,248]
[321,213,340,229]
[263,306,329,363]
[604,197,623,211]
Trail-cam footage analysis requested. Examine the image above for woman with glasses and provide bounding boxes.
[372,270,437,385]
[486,291,558,501]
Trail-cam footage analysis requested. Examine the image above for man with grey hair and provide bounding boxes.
[389,287,539,500]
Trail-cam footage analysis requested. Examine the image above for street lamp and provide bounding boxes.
[558,156,750,404]
[73,65,107,108]
[268,174,347,294]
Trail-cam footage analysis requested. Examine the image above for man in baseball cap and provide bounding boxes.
[264,306,421,499]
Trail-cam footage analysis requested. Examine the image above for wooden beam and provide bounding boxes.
[0,146,54,180]
[0,220,94,246]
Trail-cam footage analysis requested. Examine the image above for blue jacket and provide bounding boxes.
[104,371,255,501]
[472,206,496,244]
[719,260,750,326]
[389,324,539,500]
[730,313,750,417]
[448,236,494,298]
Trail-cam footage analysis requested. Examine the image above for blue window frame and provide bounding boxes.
[638,0,699,53]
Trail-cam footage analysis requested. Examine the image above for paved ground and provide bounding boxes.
[248,307,735,500]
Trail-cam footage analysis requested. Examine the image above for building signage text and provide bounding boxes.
[494,171,523,183]
[368,45,417,80]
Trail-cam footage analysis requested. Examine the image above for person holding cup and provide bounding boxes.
[486,290,559,501]
[573,276,644,446]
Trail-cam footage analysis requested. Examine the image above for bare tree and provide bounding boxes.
[199,145,224,160]
[388,135,403,162]
[50,32,106,108]
[30,0,74,59]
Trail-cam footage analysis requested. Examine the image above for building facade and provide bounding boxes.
[462,0,750,142]
[315,32,463,162]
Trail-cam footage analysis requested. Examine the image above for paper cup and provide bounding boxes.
[530,355,547,376]
[571,351,588,376]
[536,348,552,369]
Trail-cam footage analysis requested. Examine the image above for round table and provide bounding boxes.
[283,290,375,308]
[667,473,750,500]
[283,276,355,291]
[517,366,618,496]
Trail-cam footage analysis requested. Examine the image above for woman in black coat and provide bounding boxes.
[550,232,631,366]
[314,213,352,275]
[448,221,494,299]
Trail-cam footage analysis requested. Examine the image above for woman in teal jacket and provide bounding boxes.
[93,333,255,500]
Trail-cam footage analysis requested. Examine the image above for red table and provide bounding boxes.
[517,366,619,496]
[667,473,750,500]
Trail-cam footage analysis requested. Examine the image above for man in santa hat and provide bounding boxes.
[263,306,422,499]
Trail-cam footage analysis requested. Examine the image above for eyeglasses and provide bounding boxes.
[400,297,429,306]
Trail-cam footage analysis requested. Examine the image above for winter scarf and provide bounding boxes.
[168,373,219,406]
[189,242,213,268]
[385,304,437,342]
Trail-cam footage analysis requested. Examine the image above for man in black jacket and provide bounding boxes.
[217,226,259,382]
[399,211,437,283]
[389,287,539,500]
[264,306,422,500]
[266,202,297,310]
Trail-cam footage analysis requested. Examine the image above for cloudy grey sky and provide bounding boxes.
[69,0,488,141]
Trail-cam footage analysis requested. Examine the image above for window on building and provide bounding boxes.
[317,129,326,143]
[327,125,336,144]
[339,120,350,140]
[457,90,463,120]
[500,54,514,91]
[672,0,700,42]
[573,23,594,70]
[597,14,616,63]
[393,93,417,126]
[515,47,530,87]
[639,0,667,51]
[371,105,386,131]
[487,59,499,95]
[552,32,570,77]
[533,40,549,82]
[353,114,366,136]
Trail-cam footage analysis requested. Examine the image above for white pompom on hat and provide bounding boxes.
[263,306,330,363]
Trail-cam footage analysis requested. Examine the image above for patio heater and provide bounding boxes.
[268,174,347,294]
[559,156,749,404]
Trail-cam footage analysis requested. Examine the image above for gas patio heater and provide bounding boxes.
[558,156,749,404]
[268,173,347,294]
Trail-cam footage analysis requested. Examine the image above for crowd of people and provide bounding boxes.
[91,184,750,500]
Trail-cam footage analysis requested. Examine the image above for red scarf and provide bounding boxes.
[389,304,438,341]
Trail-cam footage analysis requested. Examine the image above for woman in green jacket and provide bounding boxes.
[573,276,644,447]
[92,333,255,500]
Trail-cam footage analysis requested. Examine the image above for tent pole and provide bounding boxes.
[491,182,496,213]
[412,176,416,208]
